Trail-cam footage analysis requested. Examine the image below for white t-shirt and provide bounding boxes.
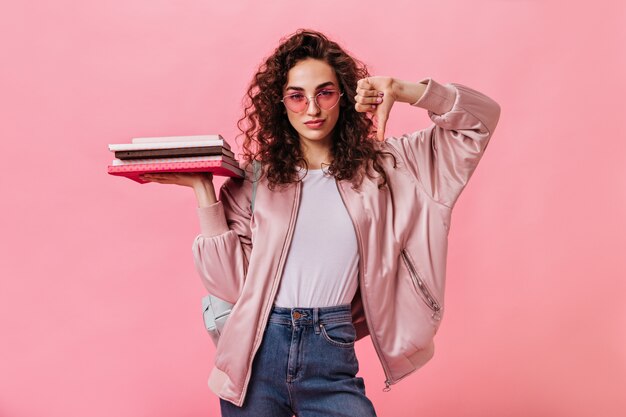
[273,167,359,308]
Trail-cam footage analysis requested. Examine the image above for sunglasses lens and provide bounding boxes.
[284,95,307,112]
[316,90,340,110]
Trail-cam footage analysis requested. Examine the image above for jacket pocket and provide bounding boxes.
[400,249,442,321]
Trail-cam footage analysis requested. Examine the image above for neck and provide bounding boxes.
[299,139,332,170]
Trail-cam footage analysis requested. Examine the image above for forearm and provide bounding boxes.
[391,78,429,105]
[193,180,218,207]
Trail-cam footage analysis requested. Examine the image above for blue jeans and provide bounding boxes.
[220,303,378,417]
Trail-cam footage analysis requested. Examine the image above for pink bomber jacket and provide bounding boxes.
[192,77,501,407]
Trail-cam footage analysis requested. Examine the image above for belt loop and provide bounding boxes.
[313,307,320,334]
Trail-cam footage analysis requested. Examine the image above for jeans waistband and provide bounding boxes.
[269,303,353,327]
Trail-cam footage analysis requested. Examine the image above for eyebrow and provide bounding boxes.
[285,81,336,92]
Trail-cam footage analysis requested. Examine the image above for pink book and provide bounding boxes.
[107,159,244,184]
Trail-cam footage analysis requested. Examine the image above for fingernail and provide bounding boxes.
[376,97,382,103]
[379,91,384,96]
[371,104,376,109]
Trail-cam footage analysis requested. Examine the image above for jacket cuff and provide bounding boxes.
[197,201,229,237]
[410,77,457,115]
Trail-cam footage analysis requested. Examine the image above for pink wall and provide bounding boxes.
[2,1,625,416]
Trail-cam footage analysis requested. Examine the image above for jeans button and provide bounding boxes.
[293,311,302,319]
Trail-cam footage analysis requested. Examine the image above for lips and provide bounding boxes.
[305,119,325,128]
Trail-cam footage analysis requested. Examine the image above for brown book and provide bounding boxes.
[114,146,235,160]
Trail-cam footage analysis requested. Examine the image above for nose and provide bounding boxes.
[306,96,321,115]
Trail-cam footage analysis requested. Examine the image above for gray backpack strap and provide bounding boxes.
[251,160,259,213]
[202,160,258,348]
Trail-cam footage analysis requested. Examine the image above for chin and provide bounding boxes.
[306,134,332,142]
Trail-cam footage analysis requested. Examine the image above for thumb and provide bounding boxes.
[376,111,388,142]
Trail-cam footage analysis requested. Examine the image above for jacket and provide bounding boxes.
[192,77,501,407]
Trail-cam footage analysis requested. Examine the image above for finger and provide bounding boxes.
[140,174,159,181]
[141,173,176,183]
[144,173,176,179]
[142,177,166,184]
[354,93,384,106]
[355,102,378,113]
[355,85,380,96]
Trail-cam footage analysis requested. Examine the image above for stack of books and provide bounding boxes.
[107,134,245,184]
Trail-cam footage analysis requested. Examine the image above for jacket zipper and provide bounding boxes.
[400,249,442,321]
[335,180,393,393]
[239,181,302,405]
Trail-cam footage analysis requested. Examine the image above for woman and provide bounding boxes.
[139,29,501,416]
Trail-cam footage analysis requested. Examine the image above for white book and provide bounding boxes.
[108,138,230,152]
[132,134,224,143]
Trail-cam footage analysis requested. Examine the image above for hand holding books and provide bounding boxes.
[138,171,213,187]
[107,134,244,184]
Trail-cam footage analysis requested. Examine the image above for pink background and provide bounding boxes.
[2,1,625,416]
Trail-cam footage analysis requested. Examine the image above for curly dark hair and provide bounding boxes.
[235,28,396,191]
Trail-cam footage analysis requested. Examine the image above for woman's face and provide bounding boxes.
[282,58,341,152]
